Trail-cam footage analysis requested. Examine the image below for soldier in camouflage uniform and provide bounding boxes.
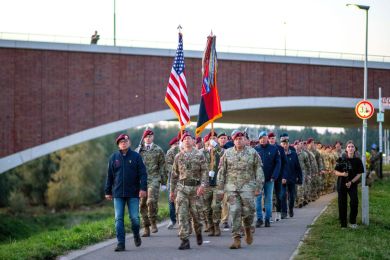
[307,138,324,199]
[294,140,308,207]
[170,132,208,250]
[303,141,319,201]
[136,129,167,237]
[298,140,312,205]
[165,136,180,229]
[201,132,224,236]
[217,131,264,249]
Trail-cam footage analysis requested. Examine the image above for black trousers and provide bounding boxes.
[274,179,282,212]
[337,179,358,227]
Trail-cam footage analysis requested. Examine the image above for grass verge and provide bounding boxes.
[0,196,169,260]
[295,174,390,260]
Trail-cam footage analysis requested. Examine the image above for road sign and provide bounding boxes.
[355,100,375,119]
[382,97,390,108]
[377,112,384,122]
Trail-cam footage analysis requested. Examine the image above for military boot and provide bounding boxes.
[151,221,158,233]
[196,232,203,245]
[141,226,150,237]
[207,225,215,236]
[229,237,241,249]
[244,227,253,245]
[204,220,210,232]
[178,239,190,250]
[214,224,221,236]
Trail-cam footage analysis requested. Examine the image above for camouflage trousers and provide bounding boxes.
[227,190,255,239]
[324,171,336,193]
[310,174,321,200]
[176,185,203,240]
[221,195,229,223]
[296,182,305,207]
[304,176,311,201]
[140,185,160,227]
[203,186,222,225]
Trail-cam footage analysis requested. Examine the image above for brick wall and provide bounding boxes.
[1,48,390,156]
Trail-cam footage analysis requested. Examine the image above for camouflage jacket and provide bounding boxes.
[217,146,264,192]
[305,149,319,175]
[297,150,310,179]
[137,143,167,188]
[170,148,209,193]
[311,148,324,172]
[201,146,224,186]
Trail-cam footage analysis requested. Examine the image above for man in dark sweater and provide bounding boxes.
[254,131,281,227]
[105,133,147,252]
[280,136,303,218]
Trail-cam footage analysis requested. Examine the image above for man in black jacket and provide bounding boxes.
[105,133,147,251]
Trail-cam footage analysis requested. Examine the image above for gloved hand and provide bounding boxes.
[208,171,215,178]
[210,139,218,147]
[160,185,167,191]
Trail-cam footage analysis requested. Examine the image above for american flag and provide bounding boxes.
[165,33,190,129]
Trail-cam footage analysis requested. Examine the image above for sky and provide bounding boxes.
[1,0,390,58]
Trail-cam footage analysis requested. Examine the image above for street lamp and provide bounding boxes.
[347,3,370,225]
[114,0,117,46]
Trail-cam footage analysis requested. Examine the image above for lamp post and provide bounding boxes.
[347,3,370,225]
[114,0,116,46]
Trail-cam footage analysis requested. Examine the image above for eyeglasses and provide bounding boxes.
[119,139,129,144]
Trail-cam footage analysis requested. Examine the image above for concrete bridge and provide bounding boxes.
[1,39,390,173]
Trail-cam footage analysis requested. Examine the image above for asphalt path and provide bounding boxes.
[60,192,336,260]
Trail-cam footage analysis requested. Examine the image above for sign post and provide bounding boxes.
[355,99,374,225]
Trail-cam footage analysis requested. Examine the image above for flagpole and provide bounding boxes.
[210,123,215,171]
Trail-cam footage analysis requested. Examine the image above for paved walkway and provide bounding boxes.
[60,193,336,260]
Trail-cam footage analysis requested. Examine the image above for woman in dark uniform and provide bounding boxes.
[334,140,364,229]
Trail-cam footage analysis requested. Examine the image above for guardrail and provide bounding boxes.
[1,31,390,62]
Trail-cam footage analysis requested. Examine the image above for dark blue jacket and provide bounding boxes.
[255,143,281,182]
[105,148,147,198]
[275,143,288,181]
[283,149,303,185]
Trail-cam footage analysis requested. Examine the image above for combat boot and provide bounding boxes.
[141,226,150,237]
[229,237,241,249]
[244,227,253,245]
[196,232,203,245]
[214,224,221,236]
[207,225,215,236]
[178,239,190,250]
[151,221,158,233]
[204,220,210,232]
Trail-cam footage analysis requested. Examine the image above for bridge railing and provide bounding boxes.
[1,31,390,63]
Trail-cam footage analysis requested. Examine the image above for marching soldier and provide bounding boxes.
[202,131,224,236]
[136,129,167,237]
[307,138,324,198]
[303,141,319,201]
[165,136,180,229]
[170,132,209,250]
[217,131,264,249]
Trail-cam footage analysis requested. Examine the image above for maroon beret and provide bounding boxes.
[142,129,154,139]
[232,131,245,140]
[268,132,275,138]
[293,140,300,146]
[116,133,129,144]
[169,136,179,146]
[196,137,202,144]
[204,132,217,142]
[307,138,314,144]
[181,132,193,142]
